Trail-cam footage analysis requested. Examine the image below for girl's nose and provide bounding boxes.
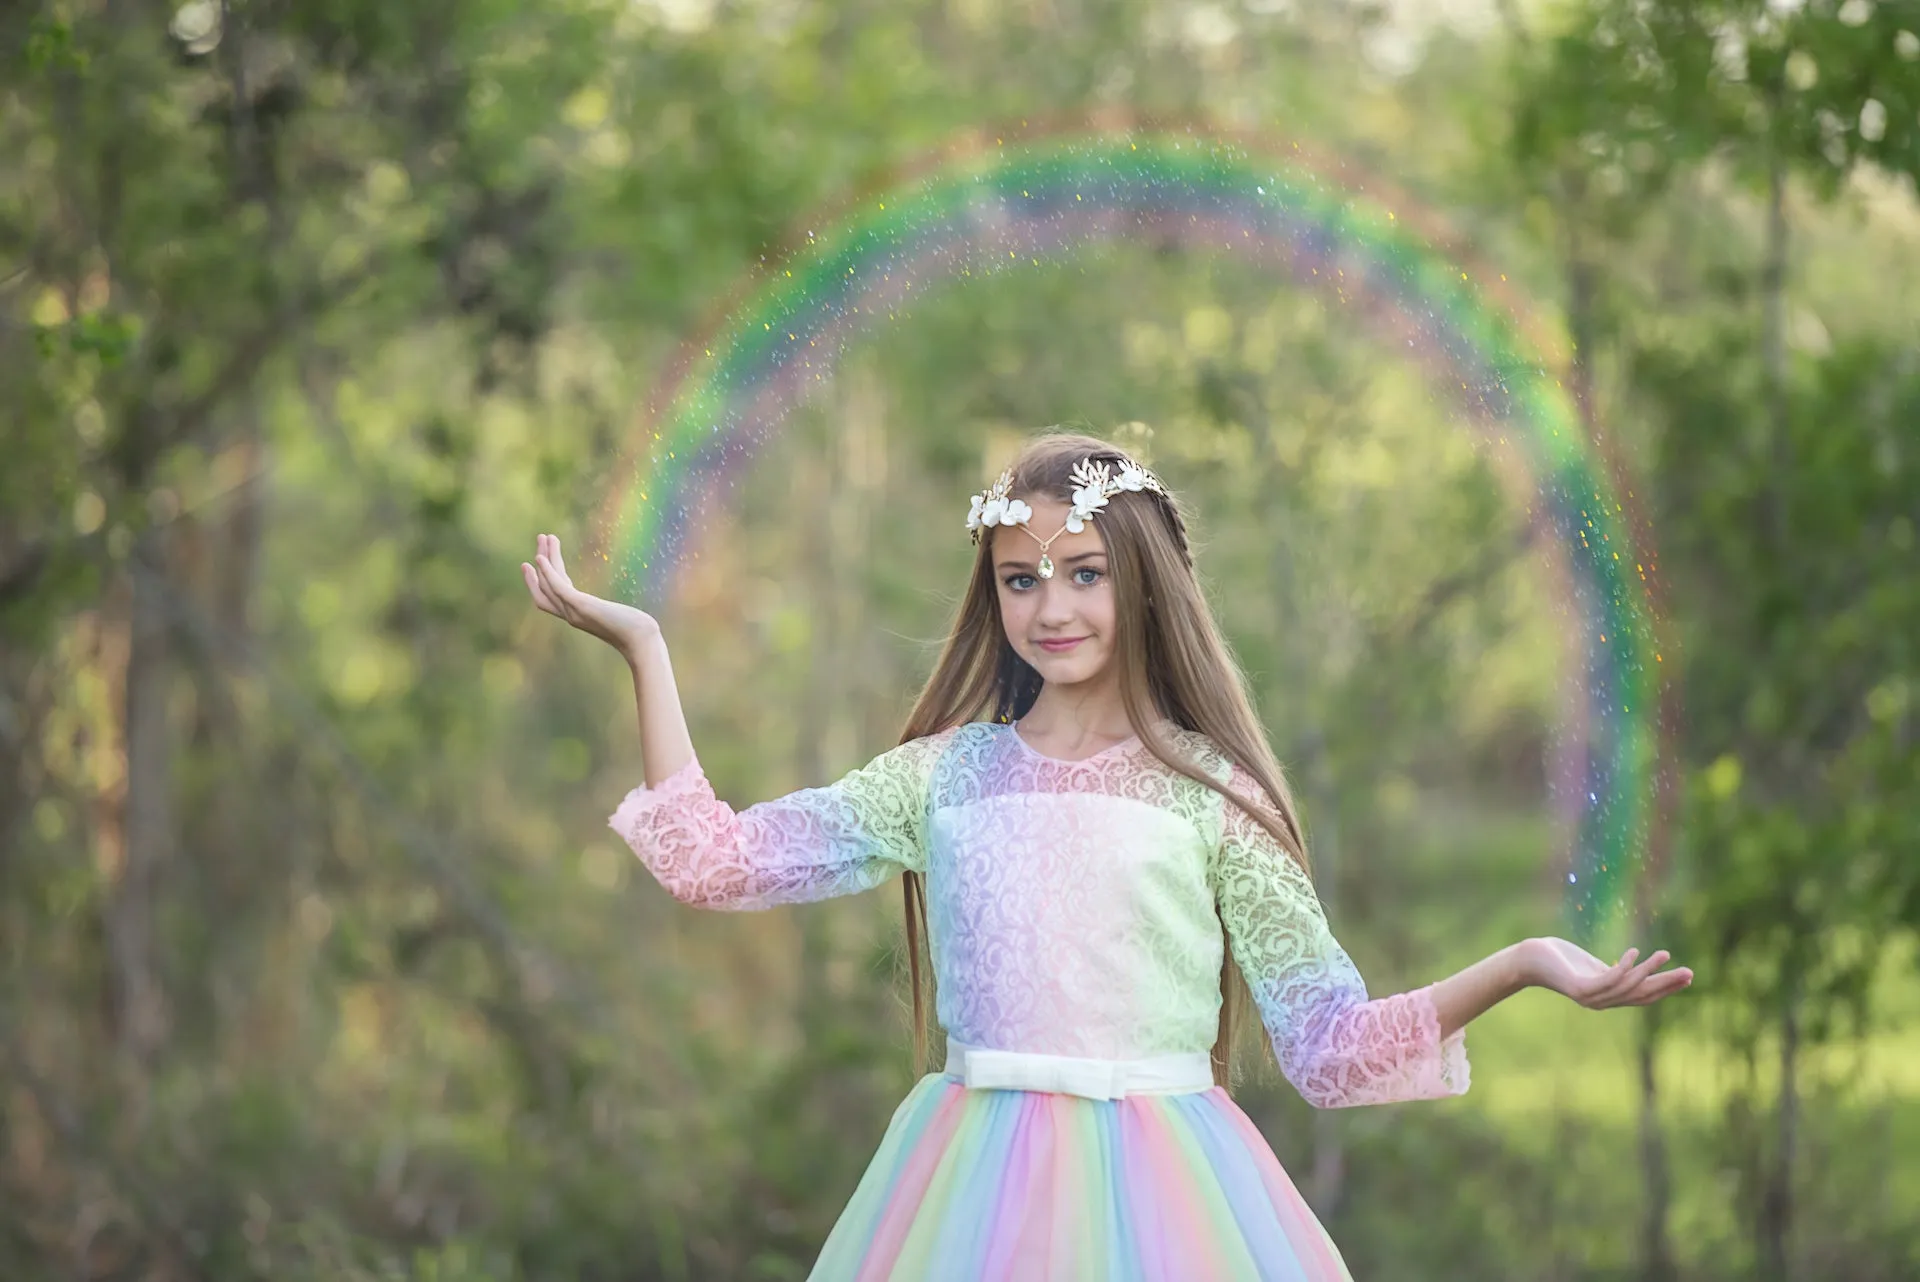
[1035,584,1077,624]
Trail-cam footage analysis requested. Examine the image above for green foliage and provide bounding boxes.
[1,0,1914,1279]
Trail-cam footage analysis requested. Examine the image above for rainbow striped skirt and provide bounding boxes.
[810,1073,1354,1280]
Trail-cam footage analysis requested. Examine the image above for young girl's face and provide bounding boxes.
[991,495,1118,689]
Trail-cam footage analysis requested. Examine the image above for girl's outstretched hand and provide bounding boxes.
[522,533,660,658]
[1523,937,1693,1010]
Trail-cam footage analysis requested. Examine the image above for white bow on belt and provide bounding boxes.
[945,1041,1213,1101]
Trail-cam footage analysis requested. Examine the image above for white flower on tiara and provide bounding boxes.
[1067,464,1111,533]
[1115,460,1156,492]
[966,468,1033,544]
[981,495,1031,528]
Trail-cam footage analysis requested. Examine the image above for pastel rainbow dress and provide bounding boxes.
[611,720,1470,1280]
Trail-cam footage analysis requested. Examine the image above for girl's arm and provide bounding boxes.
[624,627,695,787]
[1214,768,1469,1109]
[1213,763,1692,1108]
[1428,938,1693,1039]
[524,532,944,911]
[522,532,692,786]
[605,731,946,910]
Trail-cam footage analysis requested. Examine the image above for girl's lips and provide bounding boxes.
[1037,637,1086,652]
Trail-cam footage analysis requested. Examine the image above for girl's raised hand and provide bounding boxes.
[522,533,660,658]
[1523,937,1693,1011]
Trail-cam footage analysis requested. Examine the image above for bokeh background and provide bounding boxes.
[3,1,1917,1279]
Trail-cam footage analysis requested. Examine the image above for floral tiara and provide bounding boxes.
[965,455,1168,579]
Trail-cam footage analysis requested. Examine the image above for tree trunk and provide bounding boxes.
[1637,1003,1676,1282]
[0,650,33,884]
[1754,105,1797,1282]
[195,428,267,1046]
[1559,168,1598,422]
[1760,981,1800,1282]
[109,536,173,1061]
[216,430,265,640]
[1760,128,1791,557]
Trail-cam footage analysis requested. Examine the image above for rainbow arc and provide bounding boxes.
[595,126,1672,941]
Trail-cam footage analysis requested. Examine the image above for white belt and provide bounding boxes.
[944,1040,1214,1101]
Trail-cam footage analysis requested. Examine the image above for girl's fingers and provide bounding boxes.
[1604,958,1691,1008]
[527,538,580,619]
[1630,950,1672,985]
[1601,951,1668,1005]
[1569,950,1635,1007]
[528,536,617,641]
[1635,974,1681,1005]
[521,563,554,612]
[524,562,562,615]
[1578,951,1632,1003]
[538,551,575,596]
[1609,947,1657,983]
[1579,947,1629,989]
[538,533,567,579]
[1646,966,1693,999]
[533,556,573,619]
[1623,951,1675,1001]
[1625,973,1690,1006]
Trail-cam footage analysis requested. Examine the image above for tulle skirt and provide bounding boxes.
[810,1073,1355,1281]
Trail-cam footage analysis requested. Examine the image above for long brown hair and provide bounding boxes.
[894,430,1310,1091]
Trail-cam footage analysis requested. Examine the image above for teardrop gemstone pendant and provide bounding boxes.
[1037,553,1054,579]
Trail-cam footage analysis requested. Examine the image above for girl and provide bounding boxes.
[522,431,1692,1280]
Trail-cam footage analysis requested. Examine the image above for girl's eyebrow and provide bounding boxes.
[995,551,1108,571]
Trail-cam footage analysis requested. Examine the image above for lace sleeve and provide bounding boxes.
[608,731,949,911]
[1213,763,1469,1108]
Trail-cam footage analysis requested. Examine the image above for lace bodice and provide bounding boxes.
[610,721,1469,1108]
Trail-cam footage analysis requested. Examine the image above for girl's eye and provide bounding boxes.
[1003,568,1104,592]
